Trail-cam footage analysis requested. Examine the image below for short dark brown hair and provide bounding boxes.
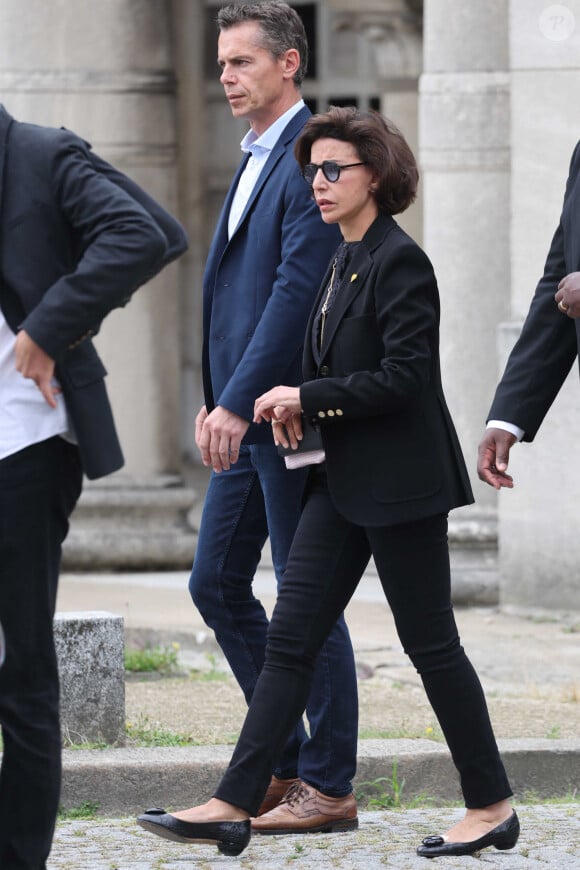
[217,1,308,86]
[294,106,418,215]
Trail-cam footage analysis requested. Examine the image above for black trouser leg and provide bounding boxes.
[215,468,370,813]
[214,472,511,814]
[0,439,82,870]
[368,514,512,808]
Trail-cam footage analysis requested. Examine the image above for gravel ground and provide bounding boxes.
[125,672,580,746]
[124,603,580,747]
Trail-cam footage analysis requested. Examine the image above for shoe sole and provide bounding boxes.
[137,819,247,856]
[252,817,359,835]
[417,812,520,858]
[137,819,251,857]
[137,818,218,846]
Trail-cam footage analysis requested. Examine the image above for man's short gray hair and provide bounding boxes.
[217,1,308,86]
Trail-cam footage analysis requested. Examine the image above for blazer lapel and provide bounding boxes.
[318,247,371,358]
[229,106,311,241]
[211,152,251,252]
[233,148,283,235]
[314,214,398,362]
[202,151,251,309]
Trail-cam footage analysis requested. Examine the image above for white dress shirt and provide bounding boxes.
[486,420,525,440]
[0,309,69,461]
[227,100,305,239]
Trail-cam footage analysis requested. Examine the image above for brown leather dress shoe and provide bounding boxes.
[256,775,300,816]
[251,780,358,834]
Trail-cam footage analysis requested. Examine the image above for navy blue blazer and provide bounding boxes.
[300,213,474,527]
[201,104,341,444]
[488,141,580,439]
[0,106,188,478]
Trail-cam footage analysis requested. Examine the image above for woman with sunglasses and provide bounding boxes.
[138,107,519,860]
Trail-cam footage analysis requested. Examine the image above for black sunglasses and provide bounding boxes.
[301,161,367,185]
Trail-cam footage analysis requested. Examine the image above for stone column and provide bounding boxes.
[497,0,580,609]
[420,1,510,503]
[419,1,510,600]
[0,0,196,567]
[330,0,423,243]
[170,0,208,468]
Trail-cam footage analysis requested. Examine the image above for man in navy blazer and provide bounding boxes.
[477,140,580,487]
[0,103,187,869]
[188,1,359,833]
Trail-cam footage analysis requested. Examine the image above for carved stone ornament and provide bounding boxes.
[329,0,423,81]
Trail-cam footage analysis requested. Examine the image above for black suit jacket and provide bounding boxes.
[300,213,473,527]
[0,106,188,478]
[488,141,580,439]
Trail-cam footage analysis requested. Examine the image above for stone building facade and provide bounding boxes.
[420,0,580,609]
[2,0,579,606]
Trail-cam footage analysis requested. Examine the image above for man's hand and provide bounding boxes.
[555,272,580,317]
[196,405,249,473]
[477,428,517,490]
[14,330,59,408]
[194,405,208,451]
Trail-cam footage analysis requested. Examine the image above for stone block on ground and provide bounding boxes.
[55,611,125,746]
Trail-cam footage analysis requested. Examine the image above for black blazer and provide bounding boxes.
[488,141,580,439]
[0,106,188,479]
[300,213,473,527]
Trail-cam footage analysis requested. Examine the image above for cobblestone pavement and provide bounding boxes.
[50,805,580,869]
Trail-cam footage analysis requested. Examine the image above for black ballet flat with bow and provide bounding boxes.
[137,807,251,856]
[417,810,520,858]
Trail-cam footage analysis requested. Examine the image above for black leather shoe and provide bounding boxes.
[137,807,251,856]
[417,810,519,858]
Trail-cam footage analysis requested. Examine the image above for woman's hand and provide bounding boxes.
[254,386,302,422]
[253,386,303,449]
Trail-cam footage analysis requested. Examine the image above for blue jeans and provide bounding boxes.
[189,444,358,795]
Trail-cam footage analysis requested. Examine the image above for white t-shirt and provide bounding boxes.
[0,309,70,461]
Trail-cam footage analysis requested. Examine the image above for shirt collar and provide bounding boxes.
[240,99,305,156]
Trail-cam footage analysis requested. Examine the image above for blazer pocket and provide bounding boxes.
[370,412,442,504]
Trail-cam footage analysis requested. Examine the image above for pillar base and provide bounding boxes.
[63,474,199,571]
[448,505,499,606]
